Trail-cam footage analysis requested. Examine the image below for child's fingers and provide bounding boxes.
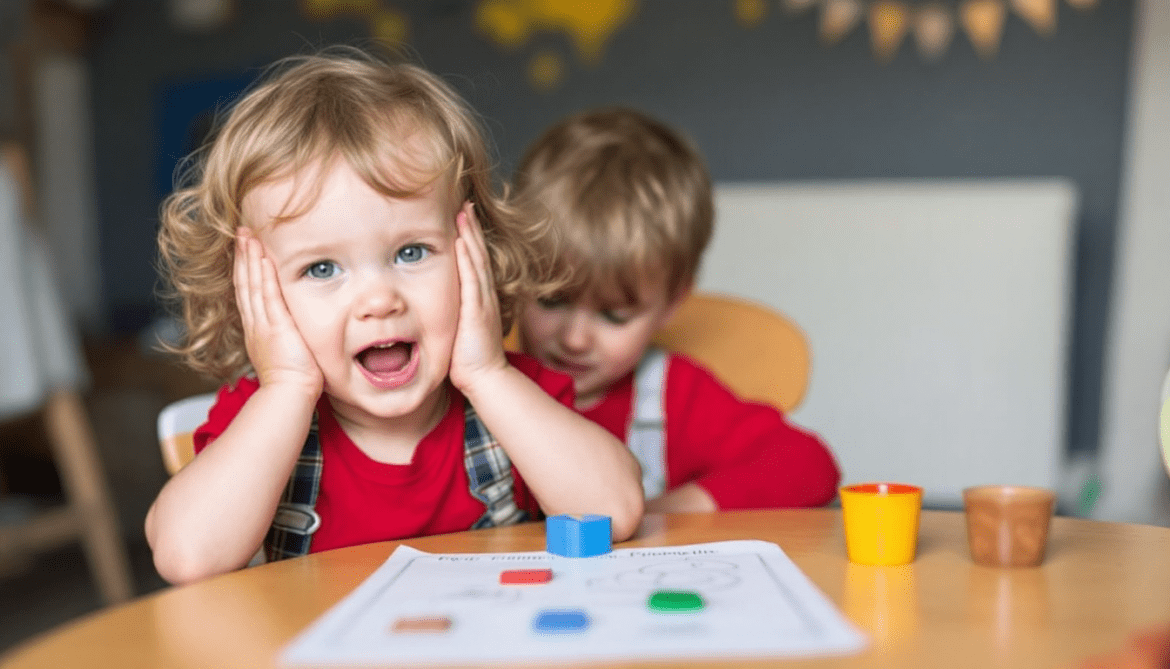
[245,234,269,330]
[462,201,487,254]
[233,233,251,321]
[458,203,494,303]
[234,232,260,331]
[455,235,480,314]
[260,254,292,328]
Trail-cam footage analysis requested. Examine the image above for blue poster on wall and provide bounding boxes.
[154,73,256,204]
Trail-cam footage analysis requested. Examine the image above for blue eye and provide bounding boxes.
[396,244,430,264]
[304,261,338,279]
[537,296,567,310]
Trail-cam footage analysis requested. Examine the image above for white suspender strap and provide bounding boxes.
[628,347,668,498]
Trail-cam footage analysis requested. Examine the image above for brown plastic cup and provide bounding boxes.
[962,485,1056,568]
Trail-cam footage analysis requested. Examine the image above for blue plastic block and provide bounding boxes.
[545,514,611,557]
[533,609,591,633]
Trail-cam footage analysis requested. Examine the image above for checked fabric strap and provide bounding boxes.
[463,402,528,529]
[263,402,526,561]
[263,413,323,562]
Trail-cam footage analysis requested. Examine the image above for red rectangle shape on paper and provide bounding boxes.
[499,568,553,585]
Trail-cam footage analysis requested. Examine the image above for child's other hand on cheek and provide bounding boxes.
[234,229,324,398]
[449,202,508,393]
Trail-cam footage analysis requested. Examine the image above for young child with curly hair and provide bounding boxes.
[146,49,643,584]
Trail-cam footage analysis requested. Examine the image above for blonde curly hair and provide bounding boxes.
[158,47,559,381]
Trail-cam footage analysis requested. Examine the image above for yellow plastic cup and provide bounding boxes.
[840,482,923,566]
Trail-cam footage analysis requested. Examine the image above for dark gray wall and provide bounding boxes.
[87,0,1134,457]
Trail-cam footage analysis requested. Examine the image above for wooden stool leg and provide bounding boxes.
[43,389,134,604]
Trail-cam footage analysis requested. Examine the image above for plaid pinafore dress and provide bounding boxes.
[263,402,528,561]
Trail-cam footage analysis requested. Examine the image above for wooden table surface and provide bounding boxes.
[2,508,1169,669]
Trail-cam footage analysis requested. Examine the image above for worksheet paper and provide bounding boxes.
[281,539,868,666]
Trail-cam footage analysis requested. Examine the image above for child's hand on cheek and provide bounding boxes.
[234,229,324,398]
[449,202,508,393]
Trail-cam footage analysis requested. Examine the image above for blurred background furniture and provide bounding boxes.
[0,143,132,605]
[705,181,1078,509]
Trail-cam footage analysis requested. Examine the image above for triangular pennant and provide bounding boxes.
[914,3,955,61]
[961,0,1007,60]
[1011,0,1056,35]
[821,0,863,44]
[869,1,910,63]
[735,0,769,28]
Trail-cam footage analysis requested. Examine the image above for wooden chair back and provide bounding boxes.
[652,291,810,413]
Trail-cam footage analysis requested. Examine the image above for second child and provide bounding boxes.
[513,107,841,513]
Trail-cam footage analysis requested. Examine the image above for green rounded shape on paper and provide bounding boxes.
[648,590,705,613]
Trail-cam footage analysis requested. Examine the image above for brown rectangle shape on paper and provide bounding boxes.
[391,616,453,633]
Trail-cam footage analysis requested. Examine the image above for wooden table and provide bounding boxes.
[2,508,1169,668]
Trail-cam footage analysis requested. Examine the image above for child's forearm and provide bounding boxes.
[144,384,318,584]
[461,365,644,541]
[645,483,718,514]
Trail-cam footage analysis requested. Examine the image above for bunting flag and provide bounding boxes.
[913,3,955,61]
[299,0,1102,93]
[1010,0,1056,35]
[821,0,864,44]
[961,0,1007,59]
[806,0,1094,62]
[869,1,910,62]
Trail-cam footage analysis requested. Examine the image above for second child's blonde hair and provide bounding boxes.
[159,46,559,380]
[514,107,714,306]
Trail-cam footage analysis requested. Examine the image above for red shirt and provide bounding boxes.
[193,353,573,553]
[581,353,841,509]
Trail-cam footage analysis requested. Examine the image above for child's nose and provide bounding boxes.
[560,310,592,352]
[354,274,405,319]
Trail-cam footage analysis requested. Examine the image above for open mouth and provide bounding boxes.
[356,341,418,389]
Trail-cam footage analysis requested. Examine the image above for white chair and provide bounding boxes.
[156,393,216,476]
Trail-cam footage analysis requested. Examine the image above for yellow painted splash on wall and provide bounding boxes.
[475,0,638,63]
